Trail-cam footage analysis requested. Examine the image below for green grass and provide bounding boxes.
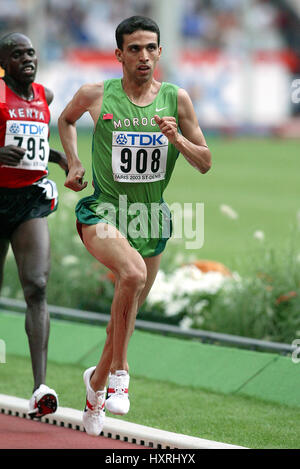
[165,136,300,271]
[1,354,300,449]
[47,131,300,274]
[1,133,299,448]
[2,132,300,341]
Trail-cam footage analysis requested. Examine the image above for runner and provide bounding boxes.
[0,33,68,418]
[58,16,211,435]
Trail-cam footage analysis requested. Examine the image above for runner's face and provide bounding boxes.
[116,30,161,82]
[4,37,37,84]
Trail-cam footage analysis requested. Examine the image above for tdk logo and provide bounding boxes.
[9,123,20,134]
[8,120,47,136]
[116,134,128,145]
[114,131,167,147]
[18,123,46,135]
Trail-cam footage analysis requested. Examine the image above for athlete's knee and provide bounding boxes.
[23,275,48,305]
[120,264,147,294]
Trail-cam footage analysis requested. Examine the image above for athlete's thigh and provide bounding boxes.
[82,223,146,277]
[10,217,51,281]
[0,238,9,265]
[138,253,162,307]
[0,238,9,288]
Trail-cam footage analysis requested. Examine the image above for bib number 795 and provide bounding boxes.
[14,136,46,161]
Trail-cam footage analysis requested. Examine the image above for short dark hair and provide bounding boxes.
[115,16,160,49]
[0,32,31,63]
[0,33,16,62]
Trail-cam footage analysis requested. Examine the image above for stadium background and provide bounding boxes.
[2,0,300,128]
[1,0,300,343]
[1,0,300,450]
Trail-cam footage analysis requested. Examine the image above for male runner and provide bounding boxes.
[58,16,211,436]
[0,33,68,418]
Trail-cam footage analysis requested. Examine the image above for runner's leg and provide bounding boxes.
[0,239,9,291]
[81,223,147,391]
[138,253,162,308]
[11,217,51,391]
[93,253,162,385]
[84,234,162,391]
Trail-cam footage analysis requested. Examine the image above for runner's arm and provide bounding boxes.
[44,87,54,106]
[48,149,68,172]
[43,87,68,172]
[154,88,211,174]
[58,83,103,191]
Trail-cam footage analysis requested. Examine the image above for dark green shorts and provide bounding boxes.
[75,193,172,258]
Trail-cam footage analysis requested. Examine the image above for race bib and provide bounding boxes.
[4,120,49,170]
[112,131,168,183]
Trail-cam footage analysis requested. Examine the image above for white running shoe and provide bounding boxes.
[82,366,106,436]
[105,370,130,415]
[28,384,58,419]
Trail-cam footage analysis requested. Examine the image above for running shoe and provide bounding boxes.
[28,384,58,419]
[82,366,106,436]
[105,370,130,415]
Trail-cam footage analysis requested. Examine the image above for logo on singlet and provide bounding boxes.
[116,134,128,145]
[9,122,20,134]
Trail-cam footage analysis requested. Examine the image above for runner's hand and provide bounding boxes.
[0,145,25,166]
[154,115,179,145]
[64,163,88,192]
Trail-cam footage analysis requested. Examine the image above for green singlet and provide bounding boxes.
[76,78,180,257]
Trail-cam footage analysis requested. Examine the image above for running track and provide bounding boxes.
[0,413,146,449]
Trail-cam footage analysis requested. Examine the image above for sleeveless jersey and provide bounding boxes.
[92,78,179,204]
[0,79,50,188]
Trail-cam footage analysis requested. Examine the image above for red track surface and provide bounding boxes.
[0,413,146,449]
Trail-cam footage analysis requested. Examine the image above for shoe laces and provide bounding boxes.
[112,374,128,396]
[89,391,105,416]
